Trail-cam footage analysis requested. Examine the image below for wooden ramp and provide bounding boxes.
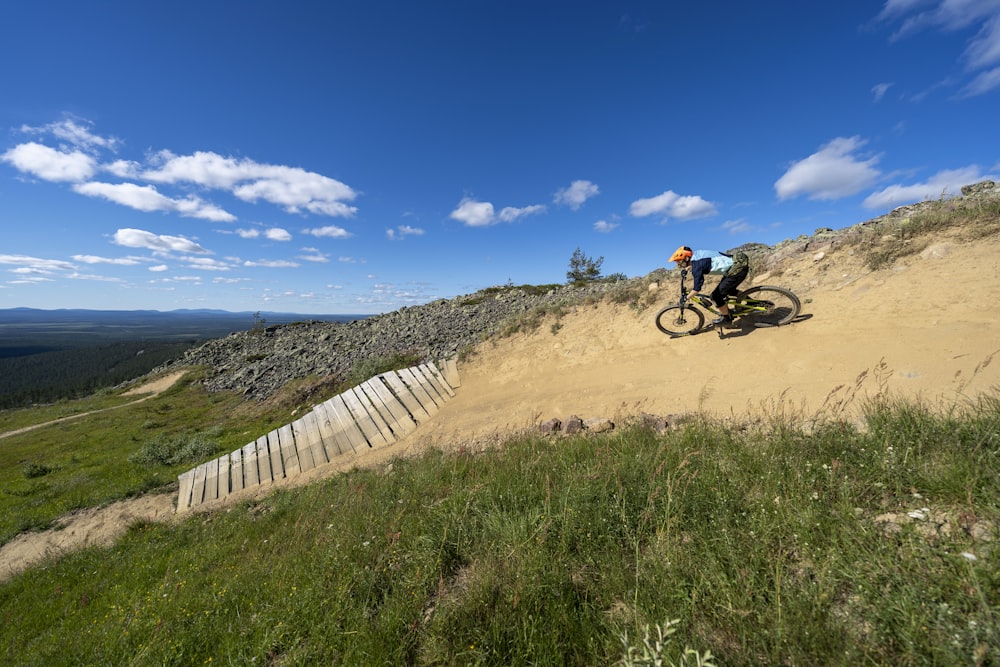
[176,359,459,512]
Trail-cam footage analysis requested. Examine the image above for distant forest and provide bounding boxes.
[0,308,366,410]
[0,339,197,409]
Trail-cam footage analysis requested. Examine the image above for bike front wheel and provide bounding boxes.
[655,304,705,336]
[735,286,800,327]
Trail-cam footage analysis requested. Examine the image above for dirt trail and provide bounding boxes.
[3,236,999,581]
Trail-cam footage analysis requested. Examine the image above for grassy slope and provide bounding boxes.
[1,198,999,665]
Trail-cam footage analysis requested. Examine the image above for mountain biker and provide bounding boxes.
[669,245,749,326]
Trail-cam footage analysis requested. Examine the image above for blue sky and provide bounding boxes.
[1,1,998,315]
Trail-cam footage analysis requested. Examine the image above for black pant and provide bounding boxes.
[711,267,749,307]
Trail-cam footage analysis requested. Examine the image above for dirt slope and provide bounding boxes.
[3,233,999,580]
[408,234,1000,449]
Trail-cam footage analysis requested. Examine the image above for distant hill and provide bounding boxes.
[0,308,369,409]
[0,308,368,347]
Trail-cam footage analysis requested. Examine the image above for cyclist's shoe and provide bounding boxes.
[712,315,733,327]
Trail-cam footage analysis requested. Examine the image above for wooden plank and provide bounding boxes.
[290,417,317,472]
[423,362,455,397]
[177,470,195,511]
[443,357,461,388]
[359,377,416,437]
[190,464,207,508]
[415,364,450,403]
[357,378,417,439]
[267,430,285,480]
[230,447,244,492]
[216,453,231,499]
[327,395,368,454]
[398,367,441,413]
[343,387,389,447]
[381,371,431,421]
[301,410,329,467]
[313,401,348,458]
[351,386,396,445]
[255,435,273,483]
[203,458,220,502]
[277,424,300,477]
[242,442,260,488]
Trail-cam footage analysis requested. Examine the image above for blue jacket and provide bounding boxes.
[689,257,713,292]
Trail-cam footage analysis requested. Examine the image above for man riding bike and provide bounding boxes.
[669,245,749,326]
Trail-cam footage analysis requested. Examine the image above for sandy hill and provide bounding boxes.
[406,226,1000,451]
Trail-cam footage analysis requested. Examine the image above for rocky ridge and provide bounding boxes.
[152,181,999,401]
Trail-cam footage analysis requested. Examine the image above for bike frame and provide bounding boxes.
[677,269,771,320]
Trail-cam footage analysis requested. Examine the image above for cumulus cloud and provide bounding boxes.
[554,180,600,210]
[73,182,237,221]
[1,142,97,182]
[774,136,881,201]
[112,228,211,254]
[450,198,496,227]
[629,190,718,220]
[143,150,359,217]
[3,120,362,225]
[264,227,292,241]
[594,220,619,233]
[386,225,425,240]
[303,225,352,239]
[862,166,994,209]
[450,198,545,226]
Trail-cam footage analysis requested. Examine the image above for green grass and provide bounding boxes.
[0,372,301,544]
[2,393,997,666]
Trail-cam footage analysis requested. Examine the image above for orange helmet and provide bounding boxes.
[670,246,693,263]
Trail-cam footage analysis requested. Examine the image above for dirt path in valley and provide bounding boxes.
[3,235,999,581]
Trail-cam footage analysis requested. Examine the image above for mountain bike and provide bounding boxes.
[655,269,801,337]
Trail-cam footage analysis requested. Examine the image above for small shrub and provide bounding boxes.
[129,432,223,466]
[21,461,54,479]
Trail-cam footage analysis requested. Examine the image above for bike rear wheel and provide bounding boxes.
[734,286,800,327]
[655,304,705,336]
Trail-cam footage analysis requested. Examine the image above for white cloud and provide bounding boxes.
[304,225,352,239]
[74,181,237,221]
[861,166,992,209]
[181,257,233,271]
[450,198,496,227]
[774,136,881,201]
[26,118,120,152]
[149,264,169,272]
[594,220,618,233]
[450,198,545,226]
[236,228,260,239]
[498,204,546,223]
[0,254,76,272]
[71,255,141,265]
[1,142,97,182]
[112,228,211,254]
[143,150,359,217]
[243,259,301,268]
[629,190,718,220]
[554,180,600,210]
[386,225,425,240]
[872,82,893,101]
[298,248,330,262]
[265,227,292,241]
